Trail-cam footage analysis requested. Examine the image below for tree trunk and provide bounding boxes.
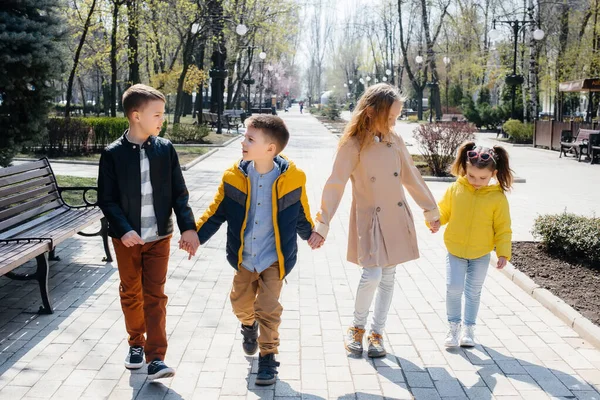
[65,0,97,118]
[127,0,140,86]
[208,0,227,132]
[555,0,569,120]
[174,35,193,124]
[78,77,87,117]
[110,1,121,117]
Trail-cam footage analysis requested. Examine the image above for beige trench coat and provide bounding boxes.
[315,134,440,268]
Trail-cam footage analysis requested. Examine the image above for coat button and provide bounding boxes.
[371,177,376,182]
[398,201,403,207]
[387,143,392,148]
[132,145,136,149]
[394,172,398,177]
[376,207,381,212]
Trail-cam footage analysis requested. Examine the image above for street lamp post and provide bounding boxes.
[415,55,424,120]
[489,13,544,120]
[443,56,450,114]
[258,51,267,114]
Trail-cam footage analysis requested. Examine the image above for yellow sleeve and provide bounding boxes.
[493,194,512,260]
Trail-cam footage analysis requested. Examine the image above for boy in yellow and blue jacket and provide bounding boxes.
[193,115,320,386]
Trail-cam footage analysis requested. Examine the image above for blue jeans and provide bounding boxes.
[446,253,490,326]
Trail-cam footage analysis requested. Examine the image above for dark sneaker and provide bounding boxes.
[124,346,144,369]
[147,359,175,381]
[344,326,365,355]
[255,353,280,386]
[241,321,259,355]
[367,333,387,358]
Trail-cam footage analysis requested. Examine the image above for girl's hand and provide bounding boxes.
[429,220,441,233]
[308,232,325,249]
[497,256,507,269]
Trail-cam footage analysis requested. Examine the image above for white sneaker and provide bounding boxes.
[460,325,476,347]
[444,322,461,348]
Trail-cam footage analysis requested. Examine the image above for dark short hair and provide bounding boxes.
[245,115,290,153]
[122,84,166,118]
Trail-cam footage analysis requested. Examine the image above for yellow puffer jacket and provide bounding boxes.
[436,176,512,260]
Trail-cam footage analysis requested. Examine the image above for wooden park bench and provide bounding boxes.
[201,112,218,128]
[560,129,600,161]
[589,132,600,165]
[224,114,242,134]
[0,159,111,314]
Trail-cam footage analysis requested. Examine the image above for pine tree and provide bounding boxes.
[0,0,66,166]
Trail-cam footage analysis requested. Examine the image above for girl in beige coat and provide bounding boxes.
[312,84,440,357]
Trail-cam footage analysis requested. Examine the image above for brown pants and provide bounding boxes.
[230,262,283,355]
[112,236,171,362]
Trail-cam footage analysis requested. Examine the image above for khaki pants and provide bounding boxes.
[112,236,171,362]
[230,262,283,355]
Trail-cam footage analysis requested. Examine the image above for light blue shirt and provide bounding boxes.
[241,161,280,273]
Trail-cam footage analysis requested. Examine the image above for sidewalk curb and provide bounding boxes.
[13,157,98,166]
[490,253,600,349]
[182,149,219,171]
[173,134,242,148]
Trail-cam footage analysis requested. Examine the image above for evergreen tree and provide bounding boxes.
[0,0,66,166]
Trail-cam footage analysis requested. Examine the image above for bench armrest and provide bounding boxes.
[57,186,99,208]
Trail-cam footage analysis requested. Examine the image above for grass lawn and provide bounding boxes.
[55,175,97,207]
[18,146,210,165]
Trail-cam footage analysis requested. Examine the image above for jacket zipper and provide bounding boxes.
[237,175,251,270]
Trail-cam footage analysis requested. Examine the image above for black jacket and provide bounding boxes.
[98,133,196,239]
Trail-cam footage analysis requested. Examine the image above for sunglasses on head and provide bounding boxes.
[467,149,496,164]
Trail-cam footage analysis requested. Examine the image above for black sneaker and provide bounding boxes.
[147,359,175,381]
[124,346,144,369]
[255,353,280,386]
[241,321,259,355]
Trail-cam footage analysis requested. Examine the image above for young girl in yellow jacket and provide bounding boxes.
[432,141,513,348]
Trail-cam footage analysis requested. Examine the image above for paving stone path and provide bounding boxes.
[1,107,600,399]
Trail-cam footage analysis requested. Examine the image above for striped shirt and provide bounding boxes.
[139,148,161,242]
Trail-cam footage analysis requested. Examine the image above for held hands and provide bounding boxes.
[179,230,200,260]
[121,230,145,247]
[496,256,507,269]
[429,220,441,234]
[308,232,325,250]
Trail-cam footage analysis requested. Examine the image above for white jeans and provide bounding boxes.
[353,266,397,334]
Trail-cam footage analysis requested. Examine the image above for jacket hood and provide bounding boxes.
[457,175,502,193]
[237,154,292,176]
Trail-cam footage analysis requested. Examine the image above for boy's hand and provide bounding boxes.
[180,230,200,260]
[496,256,507,269]
[308,232,324,249]
[429,220,441,233]
[121,230,145,247]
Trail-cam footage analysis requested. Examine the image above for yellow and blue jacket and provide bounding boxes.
[196,155,314,279]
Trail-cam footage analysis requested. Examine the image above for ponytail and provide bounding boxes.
[450,141,476,177]
[492,145,514,192]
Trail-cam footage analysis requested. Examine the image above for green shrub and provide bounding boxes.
[43,118,92,155]
[407,115,419,122]
[323,98,341,121]
[168,123,211,143]
[532,212,600,267]
[502,119,533,143]
[84,117,129,149]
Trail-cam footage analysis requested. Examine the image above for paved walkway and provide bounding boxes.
[1,107,600,399]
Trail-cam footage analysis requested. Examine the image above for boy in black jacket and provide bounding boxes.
[98,84,199,381]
